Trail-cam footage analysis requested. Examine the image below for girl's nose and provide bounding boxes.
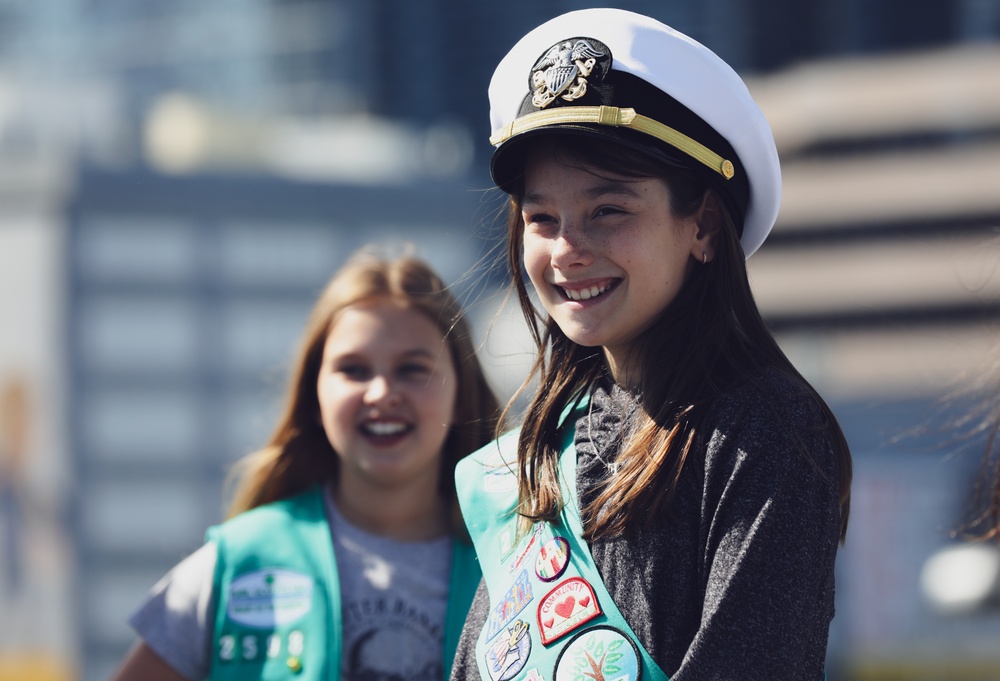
[364,375,398,405]
[550,221,594,269]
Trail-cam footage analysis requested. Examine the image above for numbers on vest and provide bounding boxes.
[242,635,258,661]
[288,630,304,656]
[218,635,236,662]
[267,634,281,658]
[218,632,303,663]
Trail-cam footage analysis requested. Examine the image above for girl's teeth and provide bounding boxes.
[366,422,407,436]
[564,285,607,301]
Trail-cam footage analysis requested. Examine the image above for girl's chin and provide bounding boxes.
[560,332,609,351]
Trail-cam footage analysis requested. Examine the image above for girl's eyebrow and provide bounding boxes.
[584,180,642,199]
[400,348,438,360]
[333,348,437,360]
[523,180,641,205]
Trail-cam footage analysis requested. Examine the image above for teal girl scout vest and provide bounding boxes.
[456,399,670,681]
[206,485,481,681]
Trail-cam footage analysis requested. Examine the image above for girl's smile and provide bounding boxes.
[521,149,708,381]
[556,277,618,302]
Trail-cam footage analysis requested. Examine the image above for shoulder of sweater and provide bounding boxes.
[702,366,829,440]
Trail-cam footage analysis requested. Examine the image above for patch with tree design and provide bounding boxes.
[553,626,641,681]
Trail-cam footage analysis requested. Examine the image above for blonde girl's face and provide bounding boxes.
[316,300,458,495]
[521,150,706,382]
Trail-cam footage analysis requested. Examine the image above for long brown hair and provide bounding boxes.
[503,137,852,542]
[226,248,502,521]
[973,414,1000,541]
[962,358,1000,541]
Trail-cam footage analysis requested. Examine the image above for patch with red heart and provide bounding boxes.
[536,577,601,645]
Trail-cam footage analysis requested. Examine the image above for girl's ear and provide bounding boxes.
[690,191,723,264]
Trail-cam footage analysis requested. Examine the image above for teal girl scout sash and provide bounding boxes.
[456,398,670,681]
[207,485,480,681]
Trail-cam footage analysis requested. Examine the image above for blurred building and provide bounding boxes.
[0,2,998,681]
[747,44,1000,678]
[0,0,996,175]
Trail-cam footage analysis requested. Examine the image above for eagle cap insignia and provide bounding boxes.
[529,37,611,109]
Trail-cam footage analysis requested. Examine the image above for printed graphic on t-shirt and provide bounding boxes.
[342,596,443,681]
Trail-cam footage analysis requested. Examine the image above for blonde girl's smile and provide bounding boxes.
[360,419,410,439]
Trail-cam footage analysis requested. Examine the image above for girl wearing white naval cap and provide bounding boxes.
[453,8,852,681]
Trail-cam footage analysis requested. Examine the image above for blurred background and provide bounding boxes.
[0,1,999,680]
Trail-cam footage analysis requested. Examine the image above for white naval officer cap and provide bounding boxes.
[488,8,781,258]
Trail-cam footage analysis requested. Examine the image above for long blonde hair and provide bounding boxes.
[226,249,502,521]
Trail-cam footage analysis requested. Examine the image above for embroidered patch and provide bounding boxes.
[486,619,532,681]
[553,626,641,681]
[534,536,570,582]
[483,442,519,494]
[485,569,534,642]
[227,568,314,628]
[498,526,516,561]
[529,37,612,109]
[508,523,543,574]
[537,577,601,645]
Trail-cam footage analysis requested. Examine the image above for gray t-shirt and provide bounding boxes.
[129,487,451,681]
[450,368,842,681]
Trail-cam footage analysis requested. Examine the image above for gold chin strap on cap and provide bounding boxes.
[490,105,735,180]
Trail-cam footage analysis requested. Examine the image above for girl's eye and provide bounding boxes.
[398,363,432,378]
[524,211,555,225]
[336,364,370,380]
[594,205,625,218]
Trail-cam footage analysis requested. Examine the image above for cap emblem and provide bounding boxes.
[530,38,610,109]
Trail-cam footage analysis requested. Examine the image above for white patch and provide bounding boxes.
[483,444,519,494]
[227,568,314,628]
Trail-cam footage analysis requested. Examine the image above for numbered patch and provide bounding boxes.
[553,626,641,681]
[217,631,303,664]
[218,634,236,662]
[241,635,259,661]
[266,634,281,658]
[287,630,305,656]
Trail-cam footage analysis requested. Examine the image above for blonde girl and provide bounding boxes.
[113,249,500,681]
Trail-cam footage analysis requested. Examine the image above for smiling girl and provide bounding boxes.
[112,249,501,681]
[452,9,852,681]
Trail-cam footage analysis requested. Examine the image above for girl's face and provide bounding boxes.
[316,300,457,495]
[521,150,705,381]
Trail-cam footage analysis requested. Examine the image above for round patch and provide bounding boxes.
[553,626,642,681]
[485,619,532,681]
[534,536,570,582]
